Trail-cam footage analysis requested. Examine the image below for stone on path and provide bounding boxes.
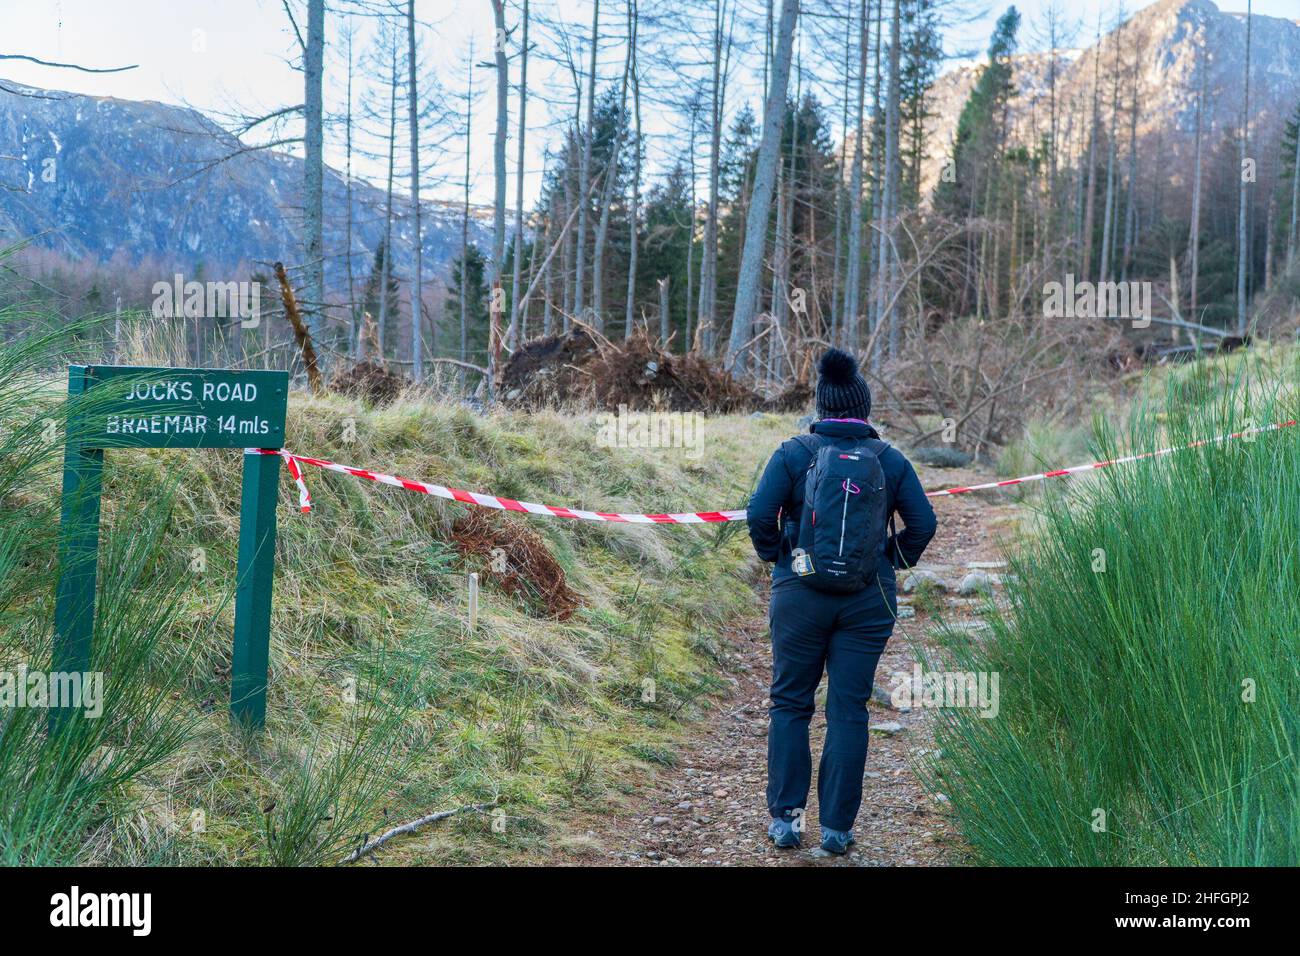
[902,569,948,593]
[957,571,994,595]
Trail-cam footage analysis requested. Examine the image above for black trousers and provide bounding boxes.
[766,578,895,832]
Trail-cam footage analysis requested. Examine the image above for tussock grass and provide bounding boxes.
[930,364,1300,865]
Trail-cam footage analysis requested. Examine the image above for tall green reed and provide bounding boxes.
[0,325,201,864]
[929,373,1300,865]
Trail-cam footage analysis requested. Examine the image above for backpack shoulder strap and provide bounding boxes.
[780,433,827,498]
[790,433,825,458]
[858,437,898,554]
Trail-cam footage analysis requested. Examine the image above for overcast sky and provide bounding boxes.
[2,0,1296,209]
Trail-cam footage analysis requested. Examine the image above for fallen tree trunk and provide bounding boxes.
[275,260,323,394]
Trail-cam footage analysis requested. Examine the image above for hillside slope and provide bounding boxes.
[3,382,788,864]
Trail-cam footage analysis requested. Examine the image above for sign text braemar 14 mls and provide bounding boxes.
[73,365,289,449]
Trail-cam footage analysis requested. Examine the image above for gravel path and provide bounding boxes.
[574,465,1022,867]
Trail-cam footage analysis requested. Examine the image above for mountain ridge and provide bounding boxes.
[919,0,1300,197]
[0,77,492,290]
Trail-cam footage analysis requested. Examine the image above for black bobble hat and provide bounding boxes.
[815,348,872,421]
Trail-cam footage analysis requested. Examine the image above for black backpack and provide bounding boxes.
[788,434,890,593]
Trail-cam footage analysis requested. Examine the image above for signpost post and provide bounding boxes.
[53,365,290,730]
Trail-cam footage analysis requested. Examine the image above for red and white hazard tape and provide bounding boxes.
[246,448,745,523]
[248,418,1297,521]
[923,419,1297,497]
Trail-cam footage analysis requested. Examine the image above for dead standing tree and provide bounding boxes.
[303,0,327,352]
[407,0,426,380]
[509,0,533,349]
[574,0,600,320]
[489,0,511,293]
[725,0,799,371]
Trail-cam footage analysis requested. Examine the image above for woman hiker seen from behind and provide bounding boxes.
[746,348,937,855]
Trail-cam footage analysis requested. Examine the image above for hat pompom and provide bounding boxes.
[818,348,859,386]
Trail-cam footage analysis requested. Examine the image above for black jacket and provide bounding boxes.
[747,419,938,587]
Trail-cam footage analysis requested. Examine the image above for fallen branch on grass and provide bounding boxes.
[343,802,498,863]
[427,356,490,376]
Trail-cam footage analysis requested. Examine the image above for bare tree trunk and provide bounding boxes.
[770,163,789,377]
[725,0,799,369]
[344,26,359,359]
[1189,39,1205,319]
[623,0,642,339]
[303,0,326,347]
[490,0,509,289]
[775,46,801,376]
[698,0,727,354]
[1081,16,1101,279]
[831,0,849,343]
[1046,4,1060,236]
[592,27,632,332]
[378,42,399,358]
[489,279,502,396]
[658,276,670,341]
[574,0,599,319]
[407,0,425,381]
[882,0,901,358]
[867,0,883,338]
[842,0,868,347]
[684,99,698,351]
[1072,90,1087,273]
[508,0,531,349]
[1121,28,1140,281]
[460,48,474,387]
[542,198,556,335]
[1236,0,1253,334]
[562,128,576,327]
[1265,175,1277,291]
[1098,37,1119,285]
[1169,253,1182,329]
[521,201,538,342]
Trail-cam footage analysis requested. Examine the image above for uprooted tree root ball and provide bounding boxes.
[498,326,811,414]
[451,510,582,621]
[331,361,408,407]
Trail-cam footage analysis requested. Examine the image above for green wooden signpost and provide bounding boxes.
[54,365,289,730]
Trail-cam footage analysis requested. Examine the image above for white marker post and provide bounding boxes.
[467,572,479,632]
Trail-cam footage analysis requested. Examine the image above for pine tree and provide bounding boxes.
[639,160,696,339]
[933,6,1020,317]
[934,7,1019,219]
[447,246,489,369]
[361,240,401,344]
[899,0,940,208]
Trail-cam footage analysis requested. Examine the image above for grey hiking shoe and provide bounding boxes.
[768,818,801,849]
[820,827,855,855]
